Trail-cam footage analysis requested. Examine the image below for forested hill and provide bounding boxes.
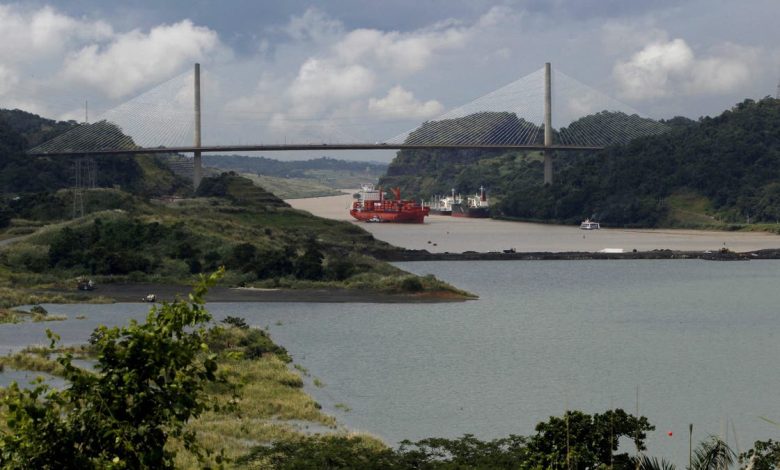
[0,109,76,148]
[0,108,185,196]
[203,155,387,177]
[379,110,666,201]
[380,98,780,228]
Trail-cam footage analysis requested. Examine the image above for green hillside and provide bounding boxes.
[0,173,469,305]
[498,98,780,227]
[381,98,780,228]
[0,109,188,198]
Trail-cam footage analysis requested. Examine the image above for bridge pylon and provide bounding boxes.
[543,62,553,185]
[193,63,203,189]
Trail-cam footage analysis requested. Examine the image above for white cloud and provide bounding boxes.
[613,38,760,100]
[61,20,221,99]
[476,5,520,28]
[600,20,668,56]
[368,86,443,119]
[0,65,18,96]
[333,22,468,76]
[0,5,112,64]
[685,44,758,95]
[287,59,375,117]
[613,39,693,100]
[283,8,343,43]
[220,7,484,142]
[222,74,285,118]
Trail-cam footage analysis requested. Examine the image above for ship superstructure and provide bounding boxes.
[451,186,490,218]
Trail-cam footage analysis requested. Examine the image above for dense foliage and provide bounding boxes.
[740,439,780,470]
[242,409,654,469]
[381,99,780,227]
[0,109,76,148]
[39,213,350,282]
[0,271,224,468]
[498,98,780,226]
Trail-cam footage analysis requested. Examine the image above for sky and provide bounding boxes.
[1,0,779,160]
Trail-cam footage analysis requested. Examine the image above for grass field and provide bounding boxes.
[241,173,342,199]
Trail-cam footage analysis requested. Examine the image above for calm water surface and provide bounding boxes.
[1,259,779,465]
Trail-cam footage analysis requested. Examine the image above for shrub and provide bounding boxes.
[29,305,47,315]
[400,276,423,292]
[0,270,225,468]
[222,315,249,329]
[240,329,291,362]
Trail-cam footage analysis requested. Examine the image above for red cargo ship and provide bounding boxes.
[350,184,429,223]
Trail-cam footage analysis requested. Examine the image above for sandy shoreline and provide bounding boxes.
[288,192,780,253]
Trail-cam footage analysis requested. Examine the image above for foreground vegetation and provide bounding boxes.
[381,98,780,229]
[1,277,777,468]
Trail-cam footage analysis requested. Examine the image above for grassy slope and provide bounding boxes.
[240,173,341,199]
[660,190,723,227]
[0,176,472,306]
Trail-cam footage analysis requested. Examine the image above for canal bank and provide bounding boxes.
[287,193,780,254]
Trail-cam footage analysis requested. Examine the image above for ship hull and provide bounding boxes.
[451,204,490,218]
[350,209,428,223]
[429,209,452,216]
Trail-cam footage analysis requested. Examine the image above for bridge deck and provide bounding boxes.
[27,143,603,156]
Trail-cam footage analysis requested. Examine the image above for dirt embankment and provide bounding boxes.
[44,284,470,304]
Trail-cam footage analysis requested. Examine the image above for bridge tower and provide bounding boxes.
[543,62,554,185]
[193,63,202,189]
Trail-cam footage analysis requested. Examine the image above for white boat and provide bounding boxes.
[580,219,600,230]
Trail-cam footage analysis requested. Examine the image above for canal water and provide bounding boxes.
[1,259,779,466]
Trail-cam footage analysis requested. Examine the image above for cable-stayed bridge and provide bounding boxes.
[28,63,668,186]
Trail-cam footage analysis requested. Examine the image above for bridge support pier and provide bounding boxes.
[543,150,553,185]
[543,62,553,185]
[193,63,203,189]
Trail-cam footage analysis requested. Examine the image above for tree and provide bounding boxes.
[524,409,654,470]
[692,437,735,470]
[741,439,780,470]
[0,269,225,469]
[397,434,530,469]
[294,239,324,280]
